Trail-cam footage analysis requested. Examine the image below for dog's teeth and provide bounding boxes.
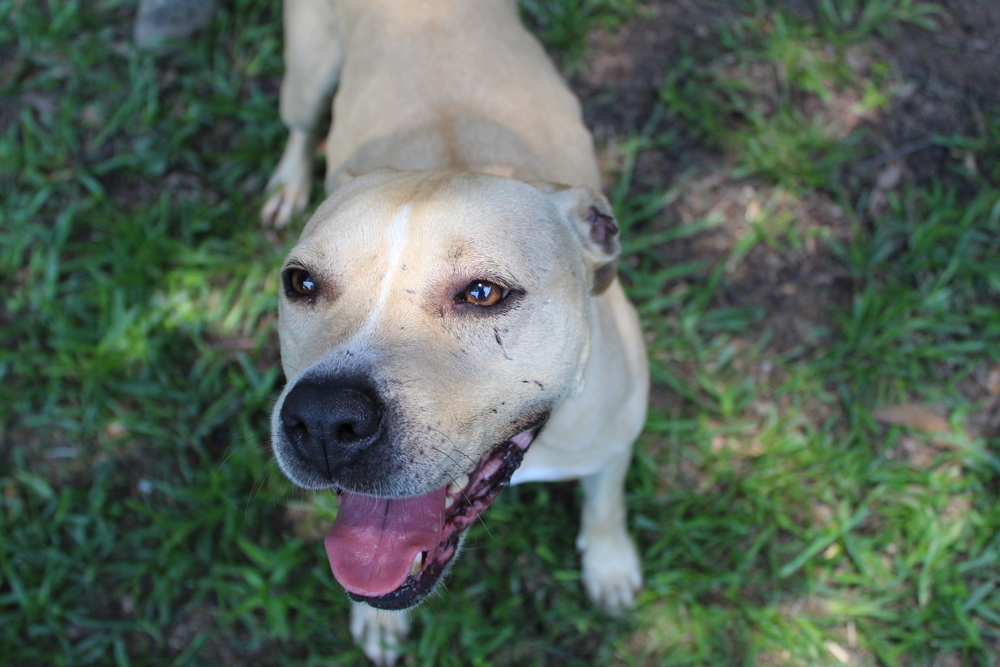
[448,473,470,495]
[480,457,503,479]
[445,494,455,509]
[409,552,423,576]
[511,431,533,450]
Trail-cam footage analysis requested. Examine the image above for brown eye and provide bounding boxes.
[460,280,509,307]
[286,268,316,297]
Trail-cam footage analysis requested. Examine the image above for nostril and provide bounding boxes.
[335,405,380,443]
[336,423,364,444]
[282,413,310,451]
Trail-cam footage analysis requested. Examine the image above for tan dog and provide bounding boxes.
[263,0,648,664]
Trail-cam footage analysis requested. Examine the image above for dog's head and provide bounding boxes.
[271,169,620,609]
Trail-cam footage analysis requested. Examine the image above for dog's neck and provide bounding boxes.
[330,115,551,186]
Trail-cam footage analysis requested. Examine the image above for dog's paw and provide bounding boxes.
[579,531,642,613]
[261,130,313,228]
[350,602,410,666]
[261,170,311,228]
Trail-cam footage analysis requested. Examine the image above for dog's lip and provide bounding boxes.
[325,422,544,610]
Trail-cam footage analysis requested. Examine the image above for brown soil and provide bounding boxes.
[572,0,1000,354]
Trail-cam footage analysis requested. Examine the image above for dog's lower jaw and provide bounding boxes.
[328,427,540,610]
[346,524,466,611]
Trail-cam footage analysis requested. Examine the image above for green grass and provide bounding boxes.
[2,0,1000,665]
[520,0,639,69]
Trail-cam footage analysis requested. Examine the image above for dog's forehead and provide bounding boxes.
[291,172,572,273]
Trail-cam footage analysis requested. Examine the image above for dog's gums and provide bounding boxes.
[324,428,539,610]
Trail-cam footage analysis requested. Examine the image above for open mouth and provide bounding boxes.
[323,426,541,610]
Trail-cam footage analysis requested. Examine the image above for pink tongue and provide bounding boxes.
[324,486,447,597]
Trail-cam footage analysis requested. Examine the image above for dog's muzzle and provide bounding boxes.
[275,375,549,610]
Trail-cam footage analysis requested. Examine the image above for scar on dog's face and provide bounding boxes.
[270,169,613,498]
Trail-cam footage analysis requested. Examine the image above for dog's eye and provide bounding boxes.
[285,268,316,297]
[459,280,509,307]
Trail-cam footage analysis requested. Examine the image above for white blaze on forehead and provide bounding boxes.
[354,202,413,337]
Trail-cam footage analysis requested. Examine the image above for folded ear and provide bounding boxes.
[543,185,621,295]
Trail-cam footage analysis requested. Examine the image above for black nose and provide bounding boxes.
[280,379,383,479]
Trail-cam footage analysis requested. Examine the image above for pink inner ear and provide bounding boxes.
[586,206,619,249]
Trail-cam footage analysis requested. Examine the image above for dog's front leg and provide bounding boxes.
[350,602,410,666]
[262,0,343,227]
[577,449,643,612]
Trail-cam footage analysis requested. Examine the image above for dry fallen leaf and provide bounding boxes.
[873,403,951,434]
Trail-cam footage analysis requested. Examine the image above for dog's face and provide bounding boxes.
[270,169,620,609]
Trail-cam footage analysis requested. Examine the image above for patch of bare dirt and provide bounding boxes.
[675,178,855,351]
[575,1,857,353]
[578,0,733,179]
[870,0,1000,184]
[574,0,1000,354]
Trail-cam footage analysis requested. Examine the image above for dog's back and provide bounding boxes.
[322,0,600,189]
